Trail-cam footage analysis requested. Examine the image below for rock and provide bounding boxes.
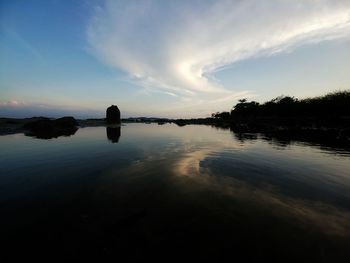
[55,117,78,127]
[106,105,121,124]
[23,116,78,139]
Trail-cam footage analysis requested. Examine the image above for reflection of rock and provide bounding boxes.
[106,126,121,143]
[106,105,121,124]
[23,116,78,139]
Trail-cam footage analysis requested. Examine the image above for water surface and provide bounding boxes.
[1,123,350,261]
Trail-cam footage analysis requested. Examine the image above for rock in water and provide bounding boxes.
[23,116,78,139]
[106,105,121,124]
[55,117,78,127]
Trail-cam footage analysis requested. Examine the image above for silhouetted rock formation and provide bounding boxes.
[106,127,121,143]
[54,116,78,127]
[106,105,121,124]
[23,116,78,139]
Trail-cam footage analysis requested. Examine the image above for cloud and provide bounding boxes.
[87,0,350,109]
[1,25,44,63]
[0,100,25,107]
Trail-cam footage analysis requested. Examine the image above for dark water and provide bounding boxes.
[1,123,350,261]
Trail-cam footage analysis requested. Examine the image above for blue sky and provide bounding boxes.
[1,0,350,118]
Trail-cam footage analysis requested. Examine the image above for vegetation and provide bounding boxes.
[219,90,350,143]
[230,90,350,119]
[212,111,231,121]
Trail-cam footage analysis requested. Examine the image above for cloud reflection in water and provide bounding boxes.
[173,139,350,237]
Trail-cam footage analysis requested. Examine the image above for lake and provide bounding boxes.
[1,123,350,261]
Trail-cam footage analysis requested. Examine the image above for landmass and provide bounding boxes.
[1,91,349,143]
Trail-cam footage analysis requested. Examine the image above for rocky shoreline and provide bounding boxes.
[1,116,349,143]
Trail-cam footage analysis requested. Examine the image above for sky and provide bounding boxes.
[1,0,350,118]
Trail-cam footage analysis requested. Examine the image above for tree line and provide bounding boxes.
[212,90,350,121]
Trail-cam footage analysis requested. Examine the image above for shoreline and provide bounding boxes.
[1,117,349,143]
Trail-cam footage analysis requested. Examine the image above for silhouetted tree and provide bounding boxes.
[212,111,231,120]
[230,91,350,119]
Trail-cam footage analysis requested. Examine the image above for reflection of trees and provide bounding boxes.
[231,130,258,144]
[106,126,121,143]
[229,126,350,154]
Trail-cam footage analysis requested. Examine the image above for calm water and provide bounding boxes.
[1,123,350,261]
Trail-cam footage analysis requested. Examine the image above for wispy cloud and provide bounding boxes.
[87,0,350,109]
[1,24,44,63]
